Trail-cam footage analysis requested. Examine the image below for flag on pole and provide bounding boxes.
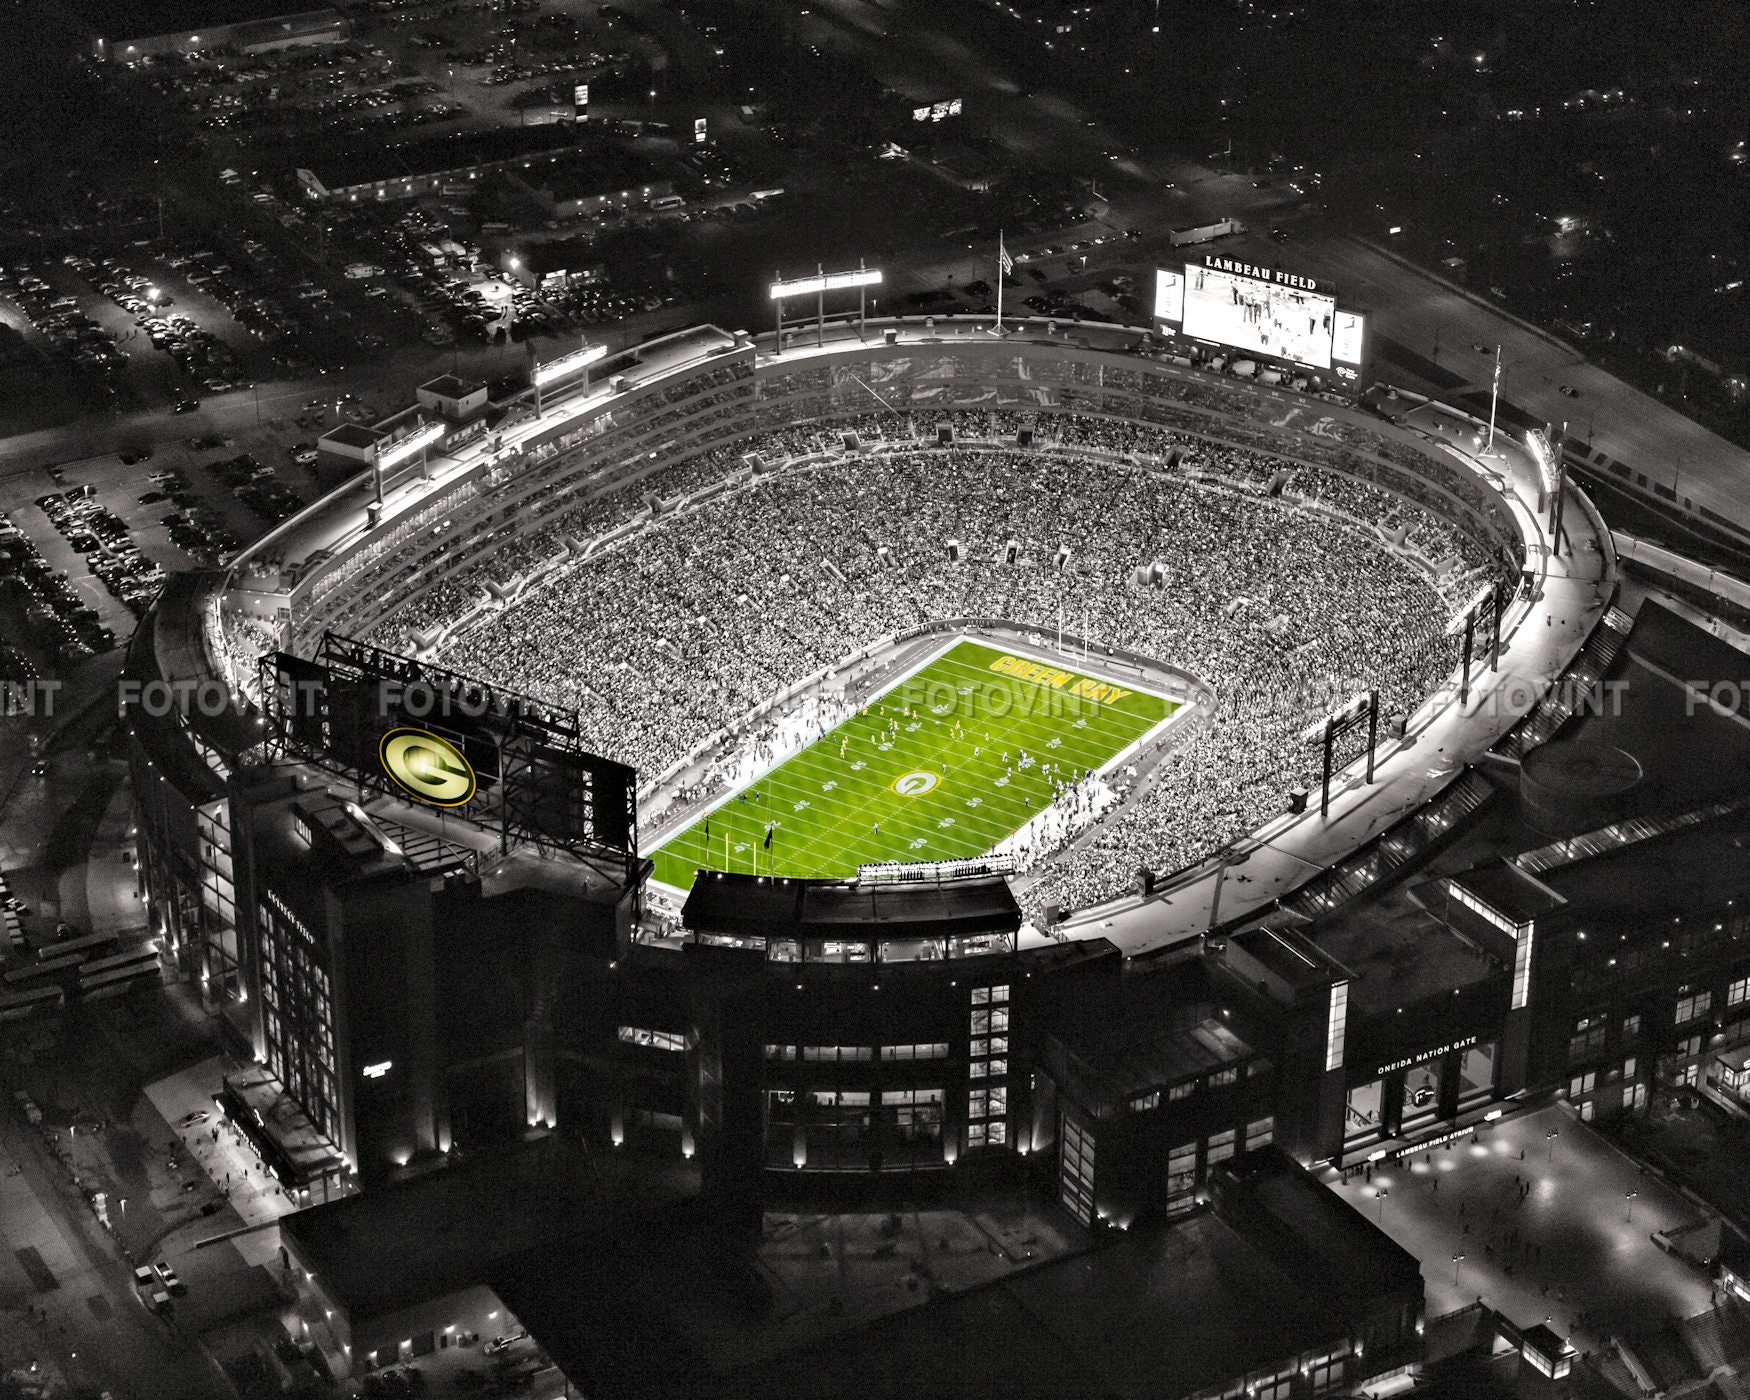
[998,233,1013,277]
[763,823,774,850]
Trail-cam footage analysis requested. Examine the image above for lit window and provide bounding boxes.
[1676,991,1712,1024]
[618,1025,684,1052]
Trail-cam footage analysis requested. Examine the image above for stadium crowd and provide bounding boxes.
[382,413,1509,918]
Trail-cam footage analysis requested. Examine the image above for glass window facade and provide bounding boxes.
[257,894,338,1141]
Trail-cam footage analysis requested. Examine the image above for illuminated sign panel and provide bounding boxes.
[769,268,883,299]
[1153,268,1184,323]
[694,116,707,144]
[912,98,962,122]
[377,421,443,470]
[380,727,478,807]
[1331,309,1367,365]
[533,342,607,385]
[1182,258,1336,369]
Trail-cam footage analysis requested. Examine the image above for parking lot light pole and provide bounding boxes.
[1546,1128,1559,1162]
[1626,1189,1638,1224]
[1452,1252,1464,1286]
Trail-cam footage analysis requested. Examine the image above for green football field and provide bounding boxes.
[648,639,1177,892]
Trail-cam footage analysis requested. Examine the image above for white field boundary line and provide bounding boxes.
[644,632,1200,904]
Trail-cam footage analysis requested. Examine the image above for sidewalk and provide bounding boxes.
[1331,1105,1713,1347]
[142,1054,299,1266]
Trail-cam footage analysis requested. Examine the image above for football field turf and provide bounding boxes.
[648,639,1177,893]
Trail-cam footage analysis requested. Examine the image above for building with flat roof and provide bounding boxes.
[512,145,674,222]
[721,1147,1422,1400]
[82,0,348,61]
[296,126,582,205]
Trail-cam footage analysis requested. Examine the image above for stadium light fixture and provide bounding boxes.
[1523,426,1560,497]
[376,421,444,472]
[534,342,607,387]
[769,268,882,299]
[532,342,609,417]
[770,265,883,348]
[1445,582,1497,636]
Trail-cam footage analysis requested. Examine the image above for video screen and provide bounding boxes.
[1331,310,1367,365]
[1182,263,1336,369]
[1153,268,1184,323]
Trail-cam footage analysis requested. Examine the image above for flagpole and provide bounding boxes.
[1485,344,1501,453]
[993,230,1006,335]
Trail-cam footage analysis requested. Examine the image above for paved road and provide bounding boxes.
[1268,232,1750,526]
[0,1079,233,1400]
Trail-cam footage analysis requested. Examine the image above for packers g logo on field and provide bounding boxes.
[380,727,477,807]
[892,770,941,797]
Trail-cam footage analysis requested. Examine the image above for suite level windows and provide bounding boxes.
[1732,976,1750,1008]
[1569,1014,1606,1062]
[802,1046,872,1062]
[882,1043,949,1061]
[1676,990,1712,1025]
[617,1026,684,1052]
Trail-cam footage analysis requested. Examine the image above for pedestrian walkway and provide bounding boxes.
[1330,1104,1713,1350]
[143,1053,298,1262]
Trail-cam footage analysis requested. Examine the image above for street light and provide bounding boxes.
[1546,1128,1559,1162]
[1626,1189,1638,1224]
[1452,1251,1465,1286]
[1376,1186,1389,1222]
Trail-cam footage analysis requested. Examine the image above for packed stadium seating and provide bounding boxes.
[327,412,1515,920]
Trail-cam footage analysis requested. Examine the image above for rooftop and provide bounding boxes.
[682,871,1021,940]
[279,1136,604,1318]
[524,145,667,201]
[420,374,481,400]
[317,423,379,451]
[302,124,581,192]
[718,1201,1354,1400]
[78,0,339,42]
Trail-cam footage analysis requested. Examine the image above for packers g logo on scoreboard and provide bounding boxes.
[892,770,941,797]
[379,727,477,807]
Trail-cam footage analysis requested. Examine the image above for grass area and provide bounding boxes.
[649,639,1175,891]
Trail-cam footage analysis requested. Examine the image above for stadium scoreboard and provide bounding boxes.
[261,634,638,874]
[1154,255,1368,379]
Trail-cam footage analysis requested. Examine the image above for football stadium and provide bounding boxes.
[117,301,1671,1390]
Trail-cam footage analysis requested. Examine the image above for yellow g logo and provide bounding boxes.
[380,728,477,807]
[892,770,941,796]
